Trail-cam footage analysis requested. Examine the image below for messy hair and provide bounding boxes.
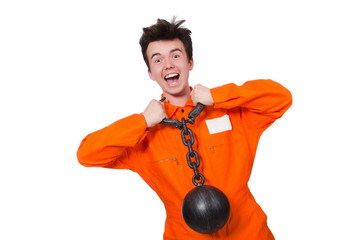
[139,17,193,69]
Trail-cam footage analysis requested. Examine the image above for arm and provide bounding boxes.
[77,99,167,169]
[211,79,292,118]
[77,114,148,169]
[202,79,292,130]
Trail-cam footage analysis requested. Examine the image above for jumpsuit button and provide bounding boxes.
[181,109,185,113]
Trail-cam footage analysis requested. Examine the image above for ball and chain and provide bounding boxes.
[160,99,231,234]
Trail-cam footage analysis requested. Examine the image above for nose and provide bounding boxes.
[164,57,174,70]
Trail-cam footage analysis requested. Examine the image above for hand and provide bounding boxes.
[191,84,214,106]
[142,99,167,128]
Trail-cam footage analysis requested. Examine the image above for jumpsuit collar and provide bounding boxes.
[162,94,195,119]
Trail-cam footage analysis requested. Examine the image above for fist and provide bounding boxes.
[143,100,167,128]
[191,84,214,106]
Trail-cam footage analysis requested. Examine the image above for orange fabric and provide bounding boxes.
[77,79,292,240]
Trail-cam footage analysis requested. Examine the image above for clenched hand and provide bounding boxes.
[143,100,167,128]
[191,84,214,106]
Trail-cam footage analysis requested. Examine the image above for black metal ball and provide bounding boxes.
[181,185,230,234]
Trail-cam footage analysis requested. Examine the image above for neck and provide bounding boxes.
[163,87,191,107]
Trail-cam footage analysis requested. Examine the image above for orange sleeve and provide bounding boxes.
[211,79,292,128]
[77,113,148,170]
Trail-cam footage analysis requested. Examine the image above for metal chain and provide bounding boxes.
[160,102,205,186]
[181,117,205,186]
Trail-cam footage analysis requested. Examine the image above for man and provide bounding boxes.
[77,17,292,239]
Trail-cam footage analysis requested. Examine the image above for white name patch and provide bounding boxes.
[205,115,232,134]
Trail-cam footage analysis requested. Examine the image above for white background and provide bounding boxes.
[1,0,361,239]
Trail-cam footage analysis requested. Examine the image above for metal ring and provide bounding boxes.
[186,140,194,155]
[181,128,194,146]
[192,173,205,186]
[186,151,200,168]
[191,162,200,179]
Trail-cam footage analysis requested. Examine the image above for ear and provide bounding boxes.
[148,69,155,81]
[189,58,194,71]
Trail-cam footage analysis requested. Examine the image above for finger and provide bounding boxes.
[191,95,198,105]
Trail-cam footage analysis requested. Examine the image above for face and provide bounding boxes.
[147,39,194,99]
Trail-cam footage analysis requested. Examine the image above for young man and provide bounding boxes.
[77,18,292,239]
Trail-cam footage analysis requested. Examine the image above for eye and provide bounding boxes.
[155,58,162,63]
[173,54,180,59]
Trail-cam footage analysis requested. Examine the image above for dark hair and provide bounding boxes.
[139,17,193,69]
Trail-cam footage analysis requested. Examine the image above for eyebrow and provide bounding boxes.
[150,48,183,60]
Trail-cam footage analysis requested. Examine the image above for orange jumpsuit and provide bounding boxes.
[77,79,292,240]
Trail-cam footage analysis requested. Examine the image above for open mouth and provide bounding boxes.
[164,73,180,86]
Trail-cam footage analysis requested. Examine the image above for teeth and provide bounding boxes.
[168,80,177,86]
[165,73,179,79]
